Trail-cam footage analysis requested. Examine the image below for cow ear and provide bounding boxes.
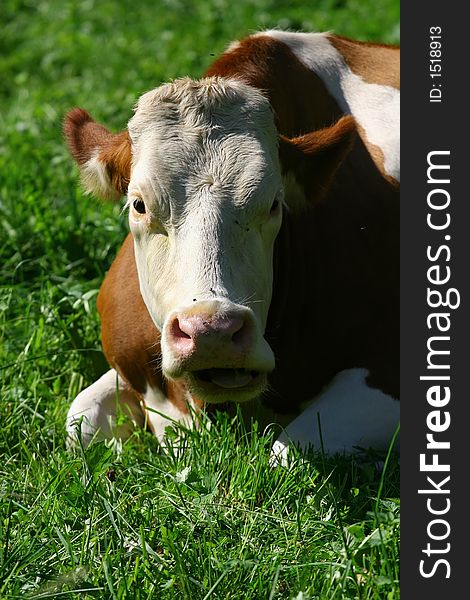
[279,116,357,206]
[63,108,131,201]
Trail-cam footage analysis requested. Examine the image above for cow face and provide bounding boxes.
[127,78,282,402]
[64,77,355,404]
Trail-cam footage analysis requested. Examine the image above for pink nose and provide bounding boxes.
[168,311,252,358]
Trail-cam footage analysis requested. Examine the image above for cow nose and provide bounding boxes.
[168,311,251,357]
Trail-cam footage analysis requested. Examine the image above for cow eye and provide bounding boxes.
[132,198,146,214]
[270,199,280,214]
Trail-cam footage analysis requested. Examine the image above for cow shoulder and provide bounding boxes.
[328,35,400,89]
[259,30,400,183]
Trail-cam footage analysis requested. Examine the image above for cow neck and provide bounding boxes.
[264,132,399,412]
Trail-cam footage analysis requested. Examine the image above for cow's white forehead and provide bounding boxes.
[127,77,282,213]
[128,76,275,138]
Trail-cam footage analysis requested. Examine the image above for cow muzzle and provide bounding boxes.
[161,300,274,402]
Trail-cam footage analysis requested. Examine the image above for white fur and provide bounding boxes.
[271,368,400,464]
[66,369,144,447]
[142,386,196,441]
[260,31,400,181]
[81,153,118,200]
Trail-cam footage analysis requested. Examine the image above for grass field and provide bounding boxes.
[0,1,400,598]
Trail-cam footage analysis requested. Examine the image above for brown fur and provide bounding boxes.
[97,235,161,396]
[64,108,104,166]
[329,35,400,89]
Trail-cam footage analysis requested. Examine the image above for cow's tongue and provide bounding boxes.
[207,369,253,389]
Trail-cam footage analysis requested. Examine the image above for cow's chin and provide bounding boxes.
[180,369,268,404]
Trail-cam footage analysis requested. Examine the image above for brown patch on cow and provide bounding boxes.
[63,108,131,198]
[279,115,357,204]
[97,234,161,396]
[329,35,400,89]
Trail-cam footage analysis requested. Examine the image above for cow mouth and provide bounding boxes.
[192,368,262,390]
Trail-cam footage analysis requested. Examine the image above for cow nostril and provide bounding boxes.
[171,317,192,340]
[231,320,250,347]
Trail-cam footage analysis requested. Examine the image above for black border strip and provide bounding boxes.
[401,2,468,596]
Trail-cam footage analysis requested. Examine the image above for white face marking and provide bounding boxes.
[271,368,400,462]
[126,78,283,382]
[261,31,400,182]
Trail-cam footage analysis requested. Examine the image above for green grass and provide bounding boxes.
[0,1,400,598]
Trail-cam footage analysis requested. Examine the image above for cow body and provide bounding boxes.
[65,31,400,455]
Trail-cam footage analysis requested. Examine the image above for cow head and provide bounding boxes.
[64,77,355,403]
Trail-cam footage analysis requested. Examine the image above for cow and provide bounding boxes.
[64,30,400,458]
